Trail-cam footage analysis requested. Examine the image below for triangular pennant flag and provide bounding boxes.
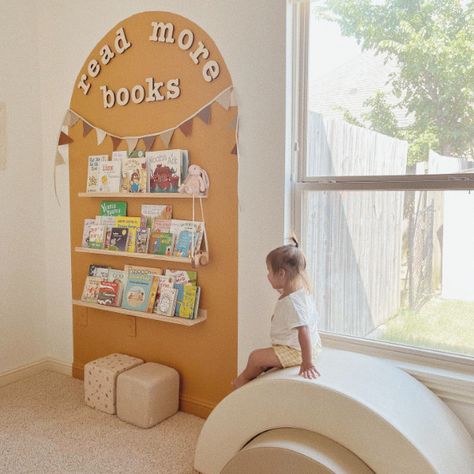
[230,88,237,107]
[58,131,73,146]
[63,110,79,127]
[159,129,174,148]
[96,128,106,145]
[126,137,139,153]
[228,115,238,130]
[143,135,156,151]
[216,89,231,110]
[111,136,122,151]
[197,105,212,125]
[179,119,193,137]
[83,121,93,137]
[55,150,66,166]
[231,144,238,155]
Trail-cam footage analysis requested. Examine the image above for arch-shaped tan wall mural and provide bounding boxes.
[66,11,238,417]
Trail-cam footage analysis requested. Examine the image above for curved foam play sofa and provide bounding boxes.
[194,349,474,473]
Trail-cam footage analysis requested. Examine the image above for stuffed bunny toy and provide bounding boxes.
[179,165,210,196]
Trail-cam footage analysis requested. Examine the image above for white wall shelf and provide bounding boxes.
[72,299,206,326]
[78,192,207,199]
[75,247,192,264]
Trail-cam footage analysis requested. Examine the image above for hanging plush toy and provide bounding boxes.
[179,165,210,196]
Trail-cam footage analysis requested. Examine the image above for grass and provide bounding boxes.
[373,297,474,357]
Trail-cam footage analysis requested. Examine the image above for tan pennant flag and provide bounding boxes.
[143,135,156,151]
[96,128,106,145]
[83,121,93,137]
[55,150,66,166]
[179,119,193,137]
[216,89,231,110]
[228,115,238,130]
[230,88,238,107]
[197,105,211,124]
[159,129,174,148]
[126,137,139,153]
[63,110,80,127]
[58,131,73,146]
[231,144,238,155]
[111,136,122,151]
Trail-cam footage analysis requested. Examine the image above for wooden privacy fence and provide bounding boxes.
[304,113,408,336]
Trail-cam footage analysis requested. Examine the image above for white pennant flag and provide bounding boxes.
[96,128,106,145]
[216,89,231,110]
[159,129,174,148]
[127,137,139,153]
[57,144,68,162]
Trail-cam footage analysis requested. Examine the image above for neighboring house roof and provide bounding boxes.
[308,51,413,128]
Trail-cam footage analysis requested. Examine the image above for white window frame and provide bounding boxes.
[289,0,474,396]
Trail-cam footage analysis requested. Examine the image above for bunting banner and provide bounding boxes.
[143,135,156,151]
[179,118,193,137]
[126,137,139,153]
[96,128,107,145]
[82,121,93,137]
[159,130,174,148]
[111,136,122,151]
[197,105,211,124]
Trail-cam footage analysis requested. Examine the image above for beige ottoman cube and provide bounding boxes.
[84,353,144,414]
[116,362,180,428]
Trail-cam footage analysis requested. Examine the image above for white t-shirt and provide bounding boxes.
[270,288,321,350]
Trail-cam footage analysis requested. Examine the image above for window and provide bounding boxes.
[291,1,474,360]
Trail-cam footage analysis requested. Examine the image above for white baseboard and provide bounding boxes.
[0,358,72,388]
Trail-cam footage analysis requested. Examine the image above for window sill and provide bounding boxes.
[320,332,474,405]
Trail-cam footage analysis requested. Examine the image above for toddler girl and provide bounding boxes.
[233,238,321,389]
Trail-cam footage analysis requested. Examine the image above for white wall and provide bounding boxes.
[0,0,48,373]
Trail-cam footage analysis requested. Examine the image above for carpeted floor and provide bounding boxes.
[0,371,204,473]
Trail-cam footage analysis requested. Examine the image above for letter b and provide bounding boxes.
[100,85,115,108]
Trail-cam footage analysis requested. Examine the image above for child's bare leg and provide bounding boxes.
[233,348,282,389]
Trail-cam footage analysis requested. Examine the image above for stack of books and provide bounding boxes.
[81,264,201,320]
[86,149,189,194]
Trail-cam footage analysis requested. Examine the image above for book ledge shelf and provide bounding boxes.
[72,299,206,326]
[78,192,207,199]
[75,247,192,264]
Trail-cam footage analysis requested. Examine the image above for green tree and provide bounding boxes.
[319,0,474,163]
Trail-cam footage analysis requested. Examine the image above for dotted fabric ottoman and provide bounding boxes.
[84,353,144,414]
[116,362,179,428]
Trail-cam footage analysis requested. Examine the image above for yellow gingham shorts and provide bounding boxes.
[272,344,321,368]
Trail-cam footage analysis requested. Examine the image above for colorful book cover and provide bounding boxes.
[107,269,127,306]
[112,151,128,162]
[87,155,108,192]
[88,264,109,279]
[115,216,142,228]
[151,218,171,233]
[87,224,107,249]
[178,284,199,319]
[149,231,175,256]
[108,227,129,251]
[81,276,102,303]
[170,220,204,256]
[135,227,150,253]
[97,280,120,306]
[99,201,127,216]
[146,150,182,193]
[121,270,154,312]
[97,160,121,193]
[165,270,197,316]
[121,156,147,193]
[153,286,178,317]
[146,276,160,313]
[141,204,172,228]
[82,218,96,247]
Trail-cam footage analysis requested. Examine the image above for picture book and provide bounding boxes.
[141,204,172,228]
[115,216,143,253]
[107,269,127,306]
[112,151,128,162]
[99,201,127,216]
[97,160,121,193]
[97,280,120,306]
[178,284,199,319]
[88,264,109,279]
[108,227,129,251]
[151,218,171,233]
[157,274,176,290]
[149,231,175,256]
[181,150,189,182]
[165,270,198,316]
[87,224,107,249]
[146,276,160,312]
[193,287,201,319]
[147,149,182,193]
[170,220,205,257]
[87,155,108,192]
[121,156,147,193]
[153,286,178,317]
[82,218,96,247]
[121,270,155,312]
[135,227,150,254]
[95,215,117,227]
[81,276,102,303]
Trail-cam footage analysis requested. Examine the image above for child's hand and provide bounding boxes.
[299,361,320,379]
